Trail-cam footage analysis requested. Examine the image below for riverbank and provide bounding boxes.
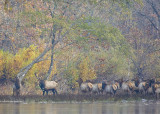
[0,94,157,103]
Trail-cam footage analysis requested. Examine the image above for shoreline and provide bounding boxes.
[0,94,158,103]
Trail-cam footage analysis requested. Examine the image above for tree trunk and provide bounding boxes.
[13,40,59,95]
[45,25,56,80]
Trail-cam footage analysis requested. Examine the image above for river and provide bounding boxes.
[0,100,160,114]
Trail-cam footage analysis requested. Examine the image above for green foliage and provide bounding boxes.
[64,55,96,85]
[65,61,79,85]
[73,16,131,56]
[89,47,133,78]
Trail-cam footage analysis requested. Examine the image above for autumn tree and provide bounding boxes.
[0,0,143,95]
[119,0,160,79]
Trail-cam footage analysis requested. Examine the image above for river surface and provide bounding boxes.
[0,100,160,114]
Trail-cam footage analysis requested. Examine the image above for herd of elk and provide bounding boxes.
[13,75,160,99]
[75,77,160,99]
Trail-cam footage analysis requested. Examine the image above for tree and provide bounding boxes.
[124,0,160,79]
[136,0,160,39]
[12,0,106,95]
[1,0,140,95]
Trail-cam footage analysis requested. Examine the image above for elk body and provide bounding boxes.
[35,73,58,96]
[152,82,160,99]
[138,79,155,95]
[92,83,103,94]
[104,84,115,95]
[39,80,58,96]
[76,78,93,94]
[138,82,146,94]
[127,81,139,93]
[118,78,139,95]
[121,82,131,94]
[117,79,131,95]
[80,82,93,93]
[102,81,120,96]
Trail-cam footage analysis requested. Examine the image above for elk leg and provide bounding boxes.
[157,93,159,99]
[46,90,48,95]
[54,89,58,95]
[43,90,45,96]
[52,89,55,95]
[113,90,116,96]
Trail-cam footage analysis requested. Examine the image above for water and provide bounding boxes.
[0,101,160,114]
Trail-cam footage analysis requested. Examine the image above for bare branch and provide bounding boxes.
[145,0,160,18]
[138,12,159,31]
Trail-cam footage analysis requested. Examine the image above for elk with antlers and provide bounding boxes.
[35,73,58,96]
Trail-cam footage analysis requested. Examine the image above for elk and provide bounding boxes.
[138,81,146,94]
[152,82,160,99]
[76,78,93,94]
[138,78,155,95]
[35,73,58,96]
[92,83,103,94]
[102,81,120,96]
[127,80,139,94]
[117,78,131,95]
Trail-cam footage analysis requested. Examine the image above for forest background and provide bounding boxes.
[0,0,159,95]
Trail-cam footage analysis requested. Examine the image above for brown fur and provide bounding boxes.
[44,81,57,90]
[77,78,93,94]
[142,82,146,87]
[92,83,103,94]
[127,81,136,91]
[87,82,93,89]
[97,83,103,93]
[39,80,58,95]
[154,84,160,88]
[97,83,102,90]
[152,83,160,99]
[80,83,93,93]
[147,87,153,94]
[155,78,160,82]
[112,84,118,91]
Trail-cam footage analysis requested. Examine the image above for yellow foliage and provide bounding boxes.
[0,50,14,80]
[65,56,96,85]
[0,45,57,85]
[78,56,96,82]
[0,50,4,77]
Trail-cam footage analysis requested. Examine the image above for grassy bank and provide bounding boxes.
[0,94,157,103]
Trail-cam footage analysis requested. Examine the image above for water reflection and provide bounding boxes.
[0,101,160,114]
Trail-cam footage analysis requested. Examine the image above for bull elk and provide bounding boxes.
[35,73,58,96]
